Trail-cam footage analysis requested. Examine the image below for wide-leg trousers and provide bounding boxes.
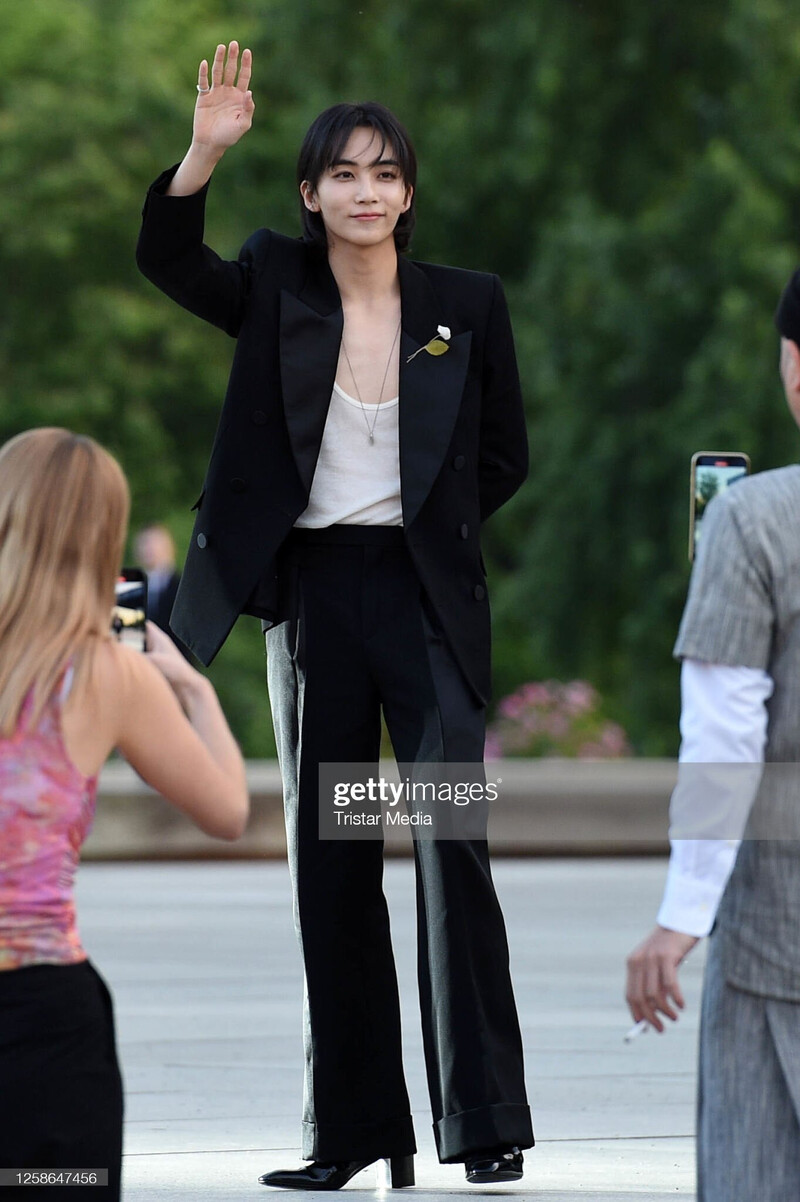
[266,525,533,1164]
[697,933,800,1200]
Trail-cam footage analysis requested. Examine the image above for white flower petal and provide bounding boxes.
[437,325,451,341]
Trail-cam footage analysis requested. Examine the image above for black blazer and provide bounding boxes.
[136,166,528,704]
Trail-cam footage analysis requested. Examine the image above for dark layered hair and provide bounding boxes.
[296,102,417,253]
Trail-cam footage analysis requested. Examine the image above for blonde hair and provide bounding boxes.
[0,428,130,736]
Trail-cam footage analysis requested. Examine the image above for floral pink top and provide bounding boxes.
[0,670,98,970]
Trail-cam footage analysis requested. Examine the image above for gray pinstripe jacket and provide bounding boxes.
[675,466,800,1000]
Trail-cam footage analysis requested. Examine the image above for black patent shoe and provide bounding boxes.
[465,1146,523,1184]
[259,1155,415,1190]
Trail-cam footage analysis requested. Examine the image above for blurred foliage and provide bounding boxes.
[2,0,800,754]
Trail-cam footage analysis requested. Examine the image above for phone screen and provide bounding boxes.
[689,452,750,560]
[112,569,147,652]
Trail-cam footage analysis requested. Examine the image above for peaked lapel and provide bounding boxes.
[398,257,472,528]
[279,253,343,496]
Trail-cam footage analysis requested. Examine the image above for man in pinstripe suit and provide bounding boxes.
[626,276,800,1200]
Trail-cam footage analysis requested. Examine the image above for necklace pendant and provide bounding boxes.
[369,433,375,444]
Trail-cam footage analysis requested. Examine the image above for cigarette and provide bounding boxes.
[624,1019,650,1043]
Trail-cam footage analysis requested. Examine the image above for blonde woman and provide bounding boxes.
[0,429,248,1199]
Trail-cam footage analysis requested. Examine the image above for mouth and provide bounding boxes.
[352,213,383,221]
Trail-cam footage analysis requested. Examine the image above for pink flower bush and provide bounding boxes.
[485,679,631,760]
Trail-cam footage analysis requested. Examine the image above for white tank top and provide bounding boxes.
[294,382,403,528]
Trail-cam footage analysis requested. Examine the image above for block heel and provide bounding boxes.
[389,1155,415,1188]
[260,1155,415,1191]
[375,1155,415,1189]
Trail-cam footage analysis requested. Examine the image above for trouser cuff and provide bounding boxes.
[302,1115,416,1162]
[434,1103,535,1163]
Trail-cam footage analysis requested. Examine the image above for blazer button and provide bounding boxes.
[460,523,469,539]
[473,584,485,601]
[197,533,208,550]
[230,477,248,494]
[453,454,466,470]
[251,410,267,426]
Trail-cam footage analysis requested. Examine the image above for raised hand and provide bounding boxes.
[192,41,254,153]
[166,41,255,195]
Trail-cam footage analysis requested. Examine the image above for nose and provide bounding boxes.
[355,173,378,203]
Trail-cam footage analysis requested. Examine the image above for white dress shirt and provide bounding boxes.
[656,659,773,937]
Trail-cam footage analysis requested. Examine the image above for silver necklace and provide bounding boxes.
[340,319,402,444]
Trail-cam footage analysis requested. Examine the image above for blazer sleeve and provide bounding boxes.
[478,275,529,521]
[135,163,270,338]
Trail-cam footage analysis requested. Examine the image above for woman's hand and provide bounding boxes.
[193,41,254,153]
[144,620,199,704]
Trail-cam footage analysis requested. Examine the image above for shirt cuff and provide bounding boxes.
[657,846,739,936]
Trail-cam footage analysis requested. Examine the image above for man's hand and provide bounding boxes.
[625,925,700,1033]
[166,41,255,197]
[193,41,254,152]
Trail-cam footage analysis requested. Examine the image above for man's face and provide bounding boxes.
[135,528,174,574]
[302,126,412,252]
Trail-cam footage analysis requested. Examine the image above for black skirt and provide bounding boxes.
[0,959,123,1201]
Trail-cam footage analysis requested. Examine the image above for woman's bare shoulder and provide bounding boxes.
[84,637,161,707]
[62,638,154,777]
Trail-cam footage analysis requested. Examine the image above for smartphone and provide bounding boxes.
[689,452,751,561]
[112,568,148,652]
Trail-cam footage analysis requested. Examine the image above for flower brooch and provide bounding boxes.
[406,325,451,363]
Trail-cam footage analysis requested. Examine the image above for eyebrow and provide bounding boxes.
[329,157,400,170]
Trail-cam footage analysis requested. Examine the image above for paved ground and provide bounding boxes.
[75,859,703,1200]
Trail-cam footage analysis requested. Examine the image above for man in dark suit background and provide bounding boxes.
[137,39,533,1191]
[135,524,180,634]
[134,524,191,658]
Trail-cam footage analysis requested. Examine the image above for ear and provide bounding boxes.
[780,337,800,427]
[401,184,414,214]
[300,181,318,212]
[780,336,800,392]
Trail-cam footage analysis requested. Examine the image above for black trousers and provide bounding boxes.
[266,525,533,1164]
[0,959,123,1201]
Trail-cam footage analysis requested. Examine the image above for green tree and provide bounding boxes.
[3,0,800,754]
